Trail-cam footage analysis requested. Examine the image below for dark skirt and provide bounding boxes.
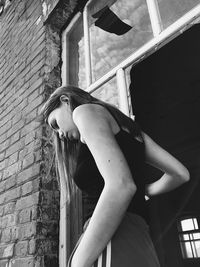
[68,212,160,267]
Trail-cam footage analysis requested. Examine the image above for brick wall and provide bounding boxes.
[0,0,61,266]
[0,0,88,265]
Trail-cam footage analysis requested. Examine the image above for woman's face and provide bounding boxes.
[47,101,80,141]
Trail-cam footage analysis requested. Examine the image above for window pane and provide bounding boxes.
[89,0,153,81]
[180,218,198,231]
[194,218,199,229]
[192,233,200,240]
[158,0,200,29]
[68,18,86,89]
[179,234,189,241]
[92,77,119,107]
[194,241,200,257]
[182,242,193,258]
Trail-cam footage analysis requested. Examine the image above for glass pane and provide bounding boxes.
[191,241,200,258]
[92,77,119,107]
[194,241,200,257]
[88,0,153,81]
[183,242,193,258]
[180,234,189,241]
[68,18,86,89]
[194,218,199,229]
[180,218,198,231]
[192,233,200,240]
[158,0,200,29]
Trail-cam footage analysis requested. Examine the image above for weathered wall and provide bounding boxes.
[0,0,88,265]
[0,0,60,266]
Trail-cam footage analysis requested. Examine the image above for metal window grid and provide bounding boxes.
[60,1,200,266]
[178,217,200,259]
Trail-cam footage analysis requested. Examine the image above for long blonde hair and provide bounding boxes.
[40,85,142,183]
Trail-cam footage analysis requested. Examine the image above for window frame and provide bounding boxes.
[60,1,200,265]
[177,215,200,260]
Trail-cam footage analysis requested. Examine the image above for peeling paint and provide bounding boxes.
[42,2,47,17]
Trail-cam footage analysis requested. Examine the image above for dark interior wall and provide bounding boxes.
[129,24,200,267]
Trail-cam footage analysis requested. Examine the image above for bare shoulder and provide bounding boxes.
[72,104,109,128]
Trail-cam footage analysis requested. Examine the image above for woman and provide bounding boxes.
[40,85,190,267]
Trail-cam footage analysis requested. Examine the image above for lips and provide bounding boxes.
[67,132,73,141]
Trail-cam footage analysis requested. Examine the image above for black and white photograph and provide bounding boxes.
[0,1,200,266]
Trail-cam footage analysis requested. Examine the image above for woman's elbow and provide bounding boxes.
[122,182,137,199]
[106,181,136,200]
[178,167,190,183]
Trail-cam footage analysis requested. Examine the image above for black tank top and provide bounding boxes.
[73,107,148,223]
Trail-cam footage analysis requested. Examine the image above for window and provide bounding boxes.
[178,217,200,259]
[158,0,200,28]
[60,1,200,264]
[62,0,200,114]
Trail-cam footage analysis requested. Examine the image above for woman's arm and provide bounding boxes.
[71,104,136,267]
[142,132,190,197]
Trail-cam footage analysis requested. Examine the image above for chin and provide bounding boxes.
[68,131,80,141]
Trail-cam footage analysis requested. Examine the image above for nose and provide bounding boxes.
[58,130,64,140]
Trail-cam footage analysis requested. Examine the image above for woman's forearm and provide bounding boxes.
[71,183,136,267]
[146,170,190,197]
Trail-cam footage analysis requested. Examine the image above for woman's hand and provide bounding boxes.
[142,132,190,197]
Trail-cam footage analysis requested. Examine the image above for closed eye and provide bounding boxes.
[50,120,59,130]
